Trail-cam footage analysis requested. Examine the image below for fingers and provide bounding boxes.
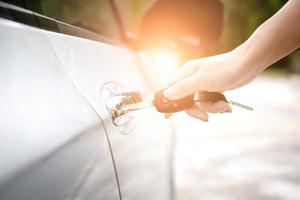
[195,91,232,113]
[196,100,232,113]
[164,74,199,100]
[164,113,172,119]
[185,104,209,122]
[167,61,198,86]
[165,100,231,121]
[164,91,232,120]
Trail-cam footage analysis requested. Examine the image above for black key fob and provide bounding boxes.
[153,89,194,113]
[197,91,227,103]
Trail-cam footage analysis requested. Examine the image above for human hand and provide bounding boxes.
[164,50,257,121]
[164,0,300,121]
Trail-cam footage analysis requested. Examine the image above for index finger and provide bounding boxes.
[164,74,199,100]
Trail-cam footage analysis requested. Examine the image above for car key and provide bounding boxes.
[120,90,194,113]
[153,90,253,112]
[121,89,253,114]
[193,91,253,111]
[153,90,195,113]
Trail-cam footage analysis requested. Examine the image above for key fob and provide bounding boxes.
[153,90,194,113]
[197,91,227,103]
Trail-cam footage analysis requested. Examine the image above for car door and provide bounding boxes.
[46,33,174,200]
[0,14,120,200]
[0,1,174,200]
[36,1,174,199]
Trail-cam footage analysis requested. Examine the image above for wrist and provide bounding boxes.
[231,41,264,76]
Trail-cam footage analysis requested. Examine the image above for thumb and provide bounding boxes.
[166,61,198,87]
[163,74,199,100]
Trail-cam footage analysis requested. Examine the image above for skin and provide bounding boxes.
[164,0,300,121]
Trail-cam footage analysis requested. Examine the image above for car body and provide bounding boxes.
[0,1,174,200]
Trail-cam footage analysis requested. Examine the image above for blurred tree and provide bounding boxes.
[218,0,288,52]
[215,0,300,73]
[38,0,299,73]
[120,0,299,73]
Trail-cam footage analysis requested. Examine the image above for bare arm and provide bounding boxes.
[164,0,300,121]
[235,0,300,88]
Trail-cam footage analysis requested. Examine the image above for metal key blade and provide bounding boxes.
[121,100,154,112]
[228,100,253,111]
[194,99,253,111]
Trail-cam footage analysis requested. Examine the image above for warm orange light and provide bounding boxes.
[152,51,179,70]
[138,48,180,88]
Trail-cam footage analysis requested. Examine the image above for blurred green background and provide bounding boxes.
[217,0,300,75]
[39,0,299,74]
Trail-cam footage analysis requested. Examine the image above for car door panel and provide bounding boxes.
[44,27,173,200]
[0,18,119,200]
[0,0,174,196]
[102,110,173,200]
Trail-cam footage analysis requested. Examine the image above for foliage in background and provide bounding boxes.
[219,0,287,51]
[125,0,298,73]
[39,0,299,73]
[217,0,299,73]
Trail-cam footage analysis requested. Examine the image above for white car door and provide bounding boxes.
[0,16,120,200]
[0,1,174,200]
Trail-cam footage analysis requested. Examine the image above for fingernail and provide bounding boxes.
[165,113,172,119]
[201,115,209,122]
[219,107,232,113]
[164,88,175,99]
[213,101,231,113]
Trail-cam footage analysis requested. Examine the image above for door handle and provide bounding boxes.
[100,82,142,134]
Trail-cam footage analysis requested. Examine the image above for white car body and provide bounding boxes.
[0,2,173,200]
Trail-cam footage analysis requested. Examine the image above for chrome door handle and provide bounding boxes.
[100,82,142,134]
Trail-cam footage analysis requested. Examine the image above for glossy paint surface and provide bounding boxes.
[0,18,118,200]
[0,17,172,200]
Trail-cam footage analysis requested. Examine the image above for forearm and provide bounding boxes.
[236,0,300,74]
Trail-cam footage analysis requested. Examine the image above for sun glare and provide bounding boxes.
[138,48,180,88]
